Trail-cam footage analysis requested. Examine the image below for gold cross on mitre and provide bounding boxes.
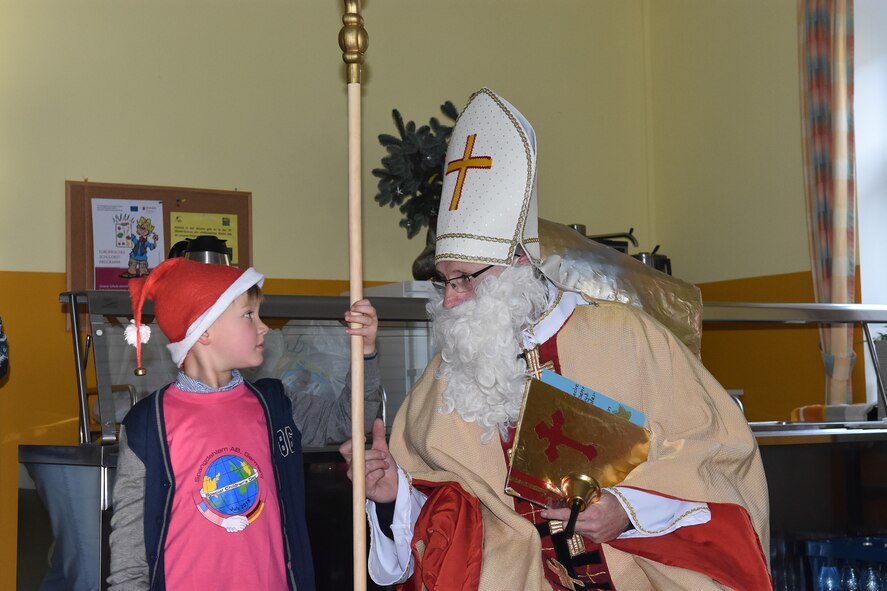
[524,346,555,379]
[446,133,492,210]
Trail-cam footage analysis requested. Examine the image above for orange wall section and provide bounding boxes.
[0,272,80,591]
[0,271,384,590]
[698,269,866,422]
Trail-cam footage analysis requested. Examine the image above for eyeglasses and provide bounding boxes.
[431,265,495,293]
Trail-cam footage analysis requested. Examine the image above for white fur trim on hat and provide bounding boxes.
[165,267,264,366]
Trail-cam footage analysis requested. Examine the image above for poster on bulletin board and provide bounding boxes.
[66,181,252,293]
[170,211,239,264]
[91,198,166,289]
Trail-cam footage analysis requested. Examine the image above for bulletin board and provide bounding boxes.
[66,181,252,291]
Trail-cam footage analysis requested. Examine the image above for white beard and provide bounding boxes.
[428,264,549,443]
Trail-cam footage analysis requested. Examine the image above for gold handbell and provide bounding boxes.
[561,473,600,539]
[134,367,147,376]
[561,473,600,511]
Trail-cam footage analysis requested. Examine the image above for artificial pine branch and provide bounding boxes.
[373,101,457,238]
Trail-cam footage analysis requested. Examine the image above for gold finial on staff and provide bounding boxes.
[339,0,368,84]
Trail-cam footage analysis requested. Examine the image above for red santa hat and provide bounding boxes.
[125,258,265,373]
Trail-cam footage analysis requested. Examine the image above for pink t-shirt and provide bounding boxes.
[162,383,288,590]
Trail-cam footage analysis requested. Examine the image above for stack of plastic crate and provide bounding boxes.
[806,537,887,590]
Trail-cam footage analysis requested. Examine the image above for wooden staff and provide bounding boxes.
[339,3,368,590]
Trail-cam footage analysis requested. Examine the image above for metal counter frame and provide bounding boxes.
[703,301,887,427]
[749,421,887,445]
[64,295,887,446]
[62,290,429,445]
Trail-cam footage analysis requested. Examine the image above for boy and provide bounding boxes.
[108,258,326,590]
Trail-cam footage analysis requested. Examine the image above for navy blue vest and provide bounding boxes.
[122,378,315,591]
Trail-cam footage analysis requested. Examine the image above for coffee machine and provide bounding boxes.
[167,235,232,265]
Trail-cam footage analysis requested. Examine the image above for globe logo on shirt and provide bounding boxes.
[200,454,259,515]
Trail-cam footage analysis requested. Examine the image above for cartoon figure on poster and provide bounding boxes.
[91,199,164,290]
[121,216,159,278]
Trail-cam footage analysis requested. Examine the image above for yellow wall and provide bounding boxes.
[646,0,809,284]
[0,1,652,281]
[0,0,818,586]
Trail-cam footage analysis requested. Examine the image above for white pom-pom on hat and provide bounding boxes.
[124,319,151,346]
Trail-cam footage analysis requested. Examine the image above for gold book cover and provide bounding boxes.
[505,379,650,508]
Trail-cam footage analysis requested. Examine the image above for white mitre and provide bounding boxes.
[435,88,540,265]
[433,88,704,355]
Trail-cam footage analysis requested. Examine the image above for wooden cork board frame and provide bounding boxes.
[66,180,252,291]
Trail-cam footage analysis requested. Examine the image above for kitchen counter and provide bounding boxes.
[20,420,887,588]
[751,420,887,445]
[19,443,117,467]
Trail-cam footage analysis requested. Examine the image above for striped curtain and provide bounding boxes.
[799,0,857,405]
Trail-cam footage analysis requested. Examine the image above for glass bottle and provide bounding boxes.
[842,562,861,591]
[819,564,842,591]
[860,563,882,591]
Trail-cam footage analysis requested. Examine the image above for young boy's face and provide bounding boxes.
[206,291,269,370]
